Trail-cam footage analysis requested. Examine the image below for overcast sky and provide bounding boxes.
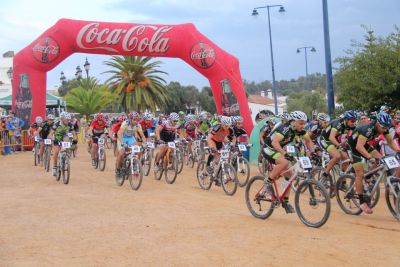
[0,0,398,90]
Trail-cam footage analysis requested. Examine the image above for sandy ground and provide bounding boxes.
[0,146,399,267]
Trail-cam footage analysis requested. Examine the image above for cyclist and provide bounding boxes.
[347,112,400,214]
[88,113,108,166]
[37,114,55,161]
[139,113,155,141]
[48,112,76,176]
[178,111,186,136]
[184,114,200,155]
[115,112,146,177]
[261,111,315,213]
[204,116,235,179]
[198,112,211,136]
[154,112,182,171]
[259,117,276,163]
[307,113,330,154]
[319,110,358,181]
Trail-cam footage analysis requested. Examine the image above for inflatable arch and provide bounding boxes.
[12,19,253,133]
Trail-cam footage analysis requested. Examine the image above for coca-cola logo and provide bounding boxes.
[32,36,60,64]
[190,42,216,69]
[76,23,172,53]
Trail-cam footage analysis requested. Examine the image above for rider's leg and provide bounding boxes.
[52,144,60,176]
[324,146,341,175]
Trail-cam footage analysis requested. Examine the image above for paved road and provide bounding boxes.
[0,147,399,266]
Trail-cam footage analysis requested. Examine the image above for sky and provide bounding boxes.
[0,0,399,91]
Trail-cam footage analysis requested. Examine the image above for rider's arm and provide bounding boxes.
[356,135,375,159]
[385,133,400,153]
[207,133,216,148]
[329,128,340,147]
[155,125,162,141]
[270,133,286,156]
[117,125,124,143]
[303,134,315,153]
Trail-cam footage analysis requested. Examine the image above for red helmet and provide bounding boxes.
[95,114,104,121]
[119,115,126,122]
[129,112,139,120]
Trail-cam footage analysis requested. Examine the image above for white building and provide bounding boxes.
[0,52,13,100]
[248,90,286,122]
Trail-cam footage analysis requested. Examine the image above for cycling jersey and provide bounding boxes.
[260,123,274,144]
[90,120,108,136]
[231,126,247,143]
[139,119,154,138]
[184,121,199,139]
[199,121,210,133]
[52,121,74,143]
[160,120,180,142]
[120,120,142,138]
[39,121,53,139]
[210,124,233,143]
[307,121,324,143]
[320,119,355,151]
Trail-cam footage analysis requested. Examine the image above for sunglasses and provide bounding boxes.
[348,119,356,123]
[172,120,178,123]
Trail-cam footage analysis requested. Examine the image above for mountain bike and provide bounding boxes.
[153,140,180,184]
[230,143,251,187]
[43,138,53,172]
[115,144,143,190]
[93,136,106,171]
[56,141,71,184]
[33,136,42,166]
[141,141,154,176]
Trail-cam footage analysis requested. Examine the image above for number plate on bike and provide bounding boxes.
[238,144,247,151]
[168,142,176,149]
[194,140,201,147]
[299,156,312,169]
[62,142,71,149]
[147,142,155,148]
[98,138,105,145]
[149,132,155,137]
[384,156,400,169]
[286,145,295,153]
[67,133,73,138]
[132,145,141,153]
[34,136,39,142]
[44,139,52,145]
[221,150,229,159]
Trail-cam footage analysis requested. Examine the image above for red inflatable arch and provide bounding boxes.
[12,19,253,133]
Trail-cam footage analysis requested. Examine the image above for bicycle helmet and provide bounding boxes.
[290,111,307,121]
[35,116,43,124]
[377,111,392,128]
[343,110,358,120]
[380,105,389,113]
[279,112,291,120]
[317,113,330,122]
[95,113,104,121]
[221,116,232,126]
[169,112,179,121]
[179,111,185,116]
[128,112,139,120]
[60,111,69,119]
[144,113,153,120]
[187,114,196,122]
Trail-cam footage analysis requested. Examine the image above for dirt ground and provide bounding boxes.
[0,146,399,267]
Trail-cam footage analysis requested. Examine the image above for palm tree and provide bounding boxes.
[103,56,169,112]
[64,77,117,116]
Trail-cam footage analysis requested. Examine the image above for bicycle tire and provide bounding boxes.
[98,148,106,171]
[176,151,184,174]
[220,163,238,196]
[56,156,62,181]
[295,179,331,228]
[44,147,51,172]
[143,150,152,176]
[196,161,212,190]
[128,158,143,191]
[385,177,400,221]
[316,168,335,198]
[245,175,275,219]
[235,157,250,187]
[62,156,70,184]
[153,153,163,180]
[335,174,362,215]
[165,153,178,184]
[34,143,39,166]
[115,161,126,186]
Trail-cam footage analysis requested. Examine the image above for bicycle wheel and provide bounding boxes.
[196,161,212,190]
[143,150,152,176]
[365,177,380,209]
[34,143,39,166]
[113,141,118,157]
[385,177,400,220]
[220,163,238,196]
[176,151,184,174]
[62,156,70,184]
[316,168,335,198]
[44,147,51,172]
[295,179,331,228]
[106,138,112,149]
[56,156,62,182]
[128,158,143,191]
[115,161,125,187]
[165,154,178,184]
[188,154,195,168]
[335,174,362,215]
[153,153,163,180]
[245,176,275,219]
[98,148,106,171]
[235,157,250,187]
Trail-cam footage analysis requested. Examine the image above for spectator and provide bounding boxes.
[5,112,24,152]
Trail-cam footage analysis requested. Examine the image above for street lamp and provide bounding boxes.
[7,67,13,80]
[252,4,285,115]
[60,71,66,84]
[75,65,82,83]
[83,57,90,79]
[322,0,334,116]
[296,46,316,90]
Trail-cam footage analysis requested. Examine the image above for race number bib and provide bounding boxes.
[132,145,141,153]
[62,142,71,149]
[168,142,176,149]
[98,138,105,145]
[299,156,312,169]
[194,140,201,147]
[286,145,295,153]
[221,150,229,159]
[67,133,73,138]
[147,142,155,149]
[384,156,400,169]
[238,144,247,151]
[44,139,52,145]
[34,136,39,142]
[149,132,155,137]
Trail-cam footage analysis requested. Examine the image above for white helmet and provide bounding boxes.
[169,112,179,121]
[47,114,55,120]
[317,113,330,122]
[35,116,43,124]
[60,111,71,120]
[187,114,196,121]
[290,111,307,121]
[221,116,232,126]
[144,113,153,120]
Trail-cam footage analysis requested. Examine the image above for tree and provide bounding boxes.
[64,77,117,116]
[286,91,327,117]
[198,86,216,114]
[335,26,400,111]
[58,79,80,97]
[103,56,169,112]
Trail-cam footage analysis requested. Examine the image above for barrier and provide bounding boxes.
[0,130,34,154]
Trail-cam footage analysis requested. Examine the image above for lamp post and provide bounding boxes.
[75,65,82,83]
[252,4,285,115]
[59,71,67,114]
[83,57,90,79]
[296,46,316,90]
[7,67,13,81]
